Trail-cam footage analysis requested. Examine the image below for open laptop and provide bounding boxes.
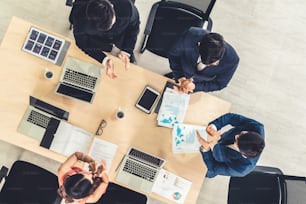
[18,96,69,141]
[116,147,166,193]
[55,56,102,103]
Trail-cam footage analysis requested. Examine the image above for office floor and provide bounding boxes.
[1,0,306,203]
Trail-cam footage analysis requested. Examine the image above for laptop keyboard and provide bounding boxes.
[129,148,164,167]
[27,110,50,128]
[63,68,97,89]
[123,159,157,182]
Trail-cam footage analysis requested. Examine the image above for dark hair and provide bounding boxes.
[86,0,115,31]
[237,131,265,158]
[62,174,103,201]
[199,33,226,65]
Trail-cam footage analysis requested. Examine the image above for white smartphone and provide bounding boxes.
[135,86,160,114]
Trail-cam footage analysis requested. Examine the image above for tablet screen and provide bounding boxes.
[136,87,160,113]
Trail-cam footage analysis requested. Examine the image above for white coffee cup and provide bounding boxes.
[44,68,54,79]
[116,108,125,120]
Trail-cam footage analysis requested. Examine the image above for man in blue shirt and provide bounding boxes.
[168,27,239,93]
[196,113,265,178]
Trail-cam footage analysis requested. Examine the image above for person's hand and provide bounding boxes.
[88,160,97,173]
[95,160,106,175]
[105,58,117,79]
[174,77,195,93]
[118,51,130,71]
[206,125,221,141]
[196,130,210,151]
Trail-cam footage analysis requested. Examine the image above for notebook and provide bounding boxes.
[116,147,166,193]
[18,96,69,141]
[55,57,102,103]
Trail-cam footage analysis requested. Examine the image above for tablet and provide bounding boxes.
[136,86,160,114]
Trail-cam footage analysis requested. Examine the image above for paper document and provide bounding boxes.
[50,121,92,156]
[152,169,192,203]
[157,88,190,128]
[87,138,118,172]
[172,124,207,153]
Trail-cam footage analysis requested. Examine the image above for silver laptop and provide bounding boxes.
[116,147,166,193]
[55,56,102,103]
[18,96,69,141]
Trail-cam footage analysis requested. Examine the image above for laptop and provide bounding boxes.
[116,147,166,193]
[55,56,102,103]
[18,96,69,141]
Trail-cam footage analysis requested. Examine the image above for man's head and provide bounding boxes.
[86,0,116,31]
[199,33,226,65]
[236,131,265,158]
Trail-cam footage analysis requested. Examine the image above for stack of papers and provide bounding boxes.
[157,88,190,128]
[152,169,192,203]
[87,138,118,172]
[172,124,207,153]
[50,121,92,156]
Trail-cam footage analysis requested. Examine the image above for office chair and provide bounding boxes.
[0,160,147,204]
[0,160,59,204]
[140,0,216,58]
[227,165,306,204]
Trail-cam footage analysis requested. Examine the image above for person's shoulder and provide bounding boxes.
[183,27,209,42]
[222,42,239,63]
[112,0,133,18]
[188,27,209,35]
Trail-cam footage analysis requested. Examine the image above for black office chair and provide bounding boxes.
[227,166,306,204]
[0,160,59,204]
[140,0,216,58]
[0,160,147,204]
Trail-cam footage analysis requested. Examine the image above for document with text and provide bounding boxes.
[87,138,118,172]
[152,169,192,203]
[172,123,207,153]
[50,121,92,156]
[157,88,190,128]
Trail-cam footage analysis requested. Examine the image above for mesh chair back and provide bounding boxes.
[146,1,205,57]
[140,0,216,58]
[169,0,215,18]
[228,172,282,204]
[281,175,306,204]
[0,160,59,204]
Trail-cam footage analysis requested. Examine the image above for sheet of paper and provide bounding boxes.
[152,169,192,203]
[87,138,118,172]
[50,121,91,156]
[172,124,207,153]
[157,88,190,128]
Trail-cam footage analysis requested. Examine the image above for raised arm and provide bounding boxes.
[209,113,264,132]
[57,152,96,184]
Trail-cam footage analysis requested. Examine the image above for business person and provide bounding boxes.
[196,113,265,178]
[168,27,239,93]
[57,152,109,203]
[69,0,140,79]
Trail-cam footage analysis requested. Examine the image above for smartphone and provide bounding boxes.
[135,86,160,114]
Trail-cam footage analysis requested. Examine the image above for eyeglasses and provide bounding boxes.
[95,119,107,136]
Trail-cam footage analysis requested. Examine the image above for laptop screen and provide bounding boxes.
[56,83,94,103]
[30,96,69,120]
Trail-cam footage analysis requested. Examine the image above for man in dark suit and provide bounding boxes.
[168,27,239,92]
[196,113,265,178]
[69,0,140,79]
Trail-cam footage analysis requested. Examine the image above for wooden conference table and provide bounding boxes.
[0,17,231,203]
